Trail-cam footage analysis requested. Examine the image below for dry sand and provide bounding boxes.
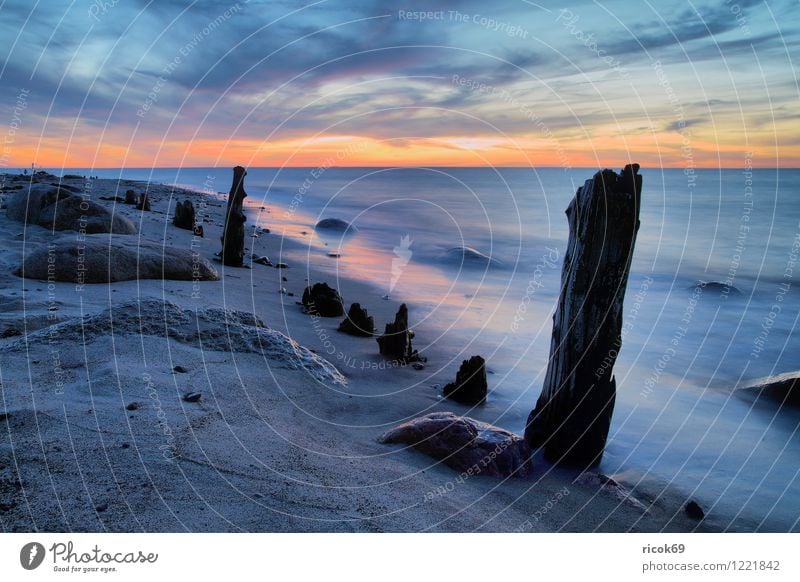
[0,172,737,532]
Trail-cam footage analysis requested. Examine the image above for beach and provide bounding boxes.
[0,170,724,532]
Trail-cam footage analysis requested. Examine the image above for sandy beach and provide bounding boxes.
[0,170,734,533]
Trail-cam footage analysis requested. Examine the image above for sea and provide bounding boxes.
[57,166,800,531]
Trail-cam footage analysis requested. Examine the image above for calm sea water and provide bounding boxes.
[60,166,800,531]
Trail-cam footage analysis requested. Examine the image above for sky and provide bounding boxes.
[0,0,798,169]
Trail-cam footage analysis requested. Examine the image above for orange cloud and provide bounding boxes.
[5,128,796,170]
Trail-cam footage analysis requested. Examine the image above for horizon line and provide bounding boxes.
[5,165,796,171]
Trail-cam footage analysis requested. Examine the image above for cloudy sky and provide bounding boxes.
[1,0,797,168]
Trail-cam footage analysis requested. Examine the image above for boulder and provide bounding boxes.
[443,355,488,404]
[737,372,800,407]
[6,184,137,234]
[124,189,137,205]
[379,412,533,478]
[691,280,742,295]
[338,303,375,336]
[377,303,419,361]
[6,183,74,223]
[39,195,137,234]
[315,218,356,233]
[15,235,219,283]
[173,199,195,231]
[445,246,502,268]
[302,282,344,317]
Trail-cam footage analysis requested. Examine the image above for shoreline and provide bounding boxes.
[0,171,736,532]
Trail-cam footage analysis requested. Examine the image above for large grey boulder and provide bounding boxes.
[379,412,533,478]
[6,183,72,224]
[5,184,136,234]
[15,235,219,283]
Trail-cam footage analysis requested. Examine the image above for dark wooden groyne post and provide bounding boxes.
[221,166,247,267]
[525,164,642,467]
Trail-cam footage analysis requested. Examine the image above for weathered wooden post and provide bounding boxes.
[221,166,247,267]
[525,163,642,467]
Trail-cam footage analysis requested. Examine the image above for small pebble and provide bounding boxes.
[183,392,202,403]
[173,365,189,373]
[126,402,140,411]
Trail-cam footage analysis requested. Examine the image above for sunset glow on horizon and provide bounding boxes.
[2,1,798,170]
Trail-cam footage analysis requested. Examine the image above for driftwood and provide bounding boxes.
[338,303,375,336]
[221,166,247,267]
[525,164,642,467]
[443,355,488,405]
[173,199,195,231]
[377,304,420,362]
[136,191,151,211]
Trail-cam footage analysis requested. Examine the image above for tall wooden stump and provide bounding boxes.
[525,164,642,468]
[221,166,247,267]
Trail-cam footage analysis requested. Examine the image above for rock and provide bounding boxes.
[327,252,341,258]
[193,224,204,237]
[736,371,800,407]
[183,392,202,403]
[443,356,487,404]
[5,184,136,234]
[315,218,356,232]
[376,304,419,362]
[126,402,140,411]
[124,189,137,204]
[574,472,647,511]
[173,199,196,231]
[95,503,108,513]
[16,234,219,283]
[337,303,375,336]
[49,182,82,193]
[302,282,345,317]
[39,195,137,234]
[412,362,425,370]
[274,263,288,269]
[445,246,502,268]
[98,195,125,202]
[136,191,151,211]
[221,166,247,267]
[691,280,742,295]
[2,299,347,386]
[685,500,705,520]
[379,412,533,478]
[173,365,188,373]
[253,255,272,266]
